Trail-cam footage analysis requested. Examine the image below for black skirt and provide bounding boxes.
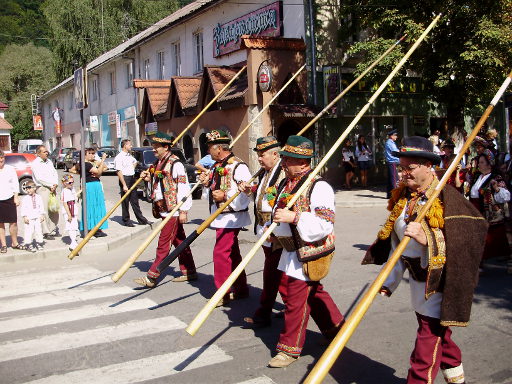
[0,196,17,224]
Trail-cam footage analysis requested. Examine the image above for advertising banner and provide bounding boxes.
[33,115,43,131]
[115,114,121,138]
[90,115,99,132]
[52,107,62,134]
[145,122,157,135]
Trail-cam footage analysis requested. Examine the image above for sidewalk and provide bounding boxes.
[0,185,389,264]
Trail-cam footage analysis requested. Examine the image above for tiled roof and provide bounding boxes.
[199,66,248,106]
[218,71,248,102]
[240,36,307,51]
[0,101,8,109]
[173,77,202,110]
[146,86,171,115]
[0,117,13,129]
[205,66,243,95]
[134,79,171,89]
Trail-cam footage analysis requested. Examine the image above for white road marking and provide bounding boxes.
[0,298,156,334]
[24,345,232,384]
[0,315,186,362]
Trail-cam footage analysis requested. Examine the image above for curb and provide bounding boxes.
[0,225,152,265]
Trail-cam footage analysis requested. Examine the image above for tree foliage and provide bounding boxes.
[42,0,181,81]
[340,0,512,129]
[0,44,56,147]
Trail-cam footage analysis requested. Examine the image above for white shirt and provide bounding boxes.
[470,173,511,203]
[114,150,137,176]
[0,164,19,200]
[204,160,252,229]
[153,161,192,217]
[355,145,372,162]
[31,157,58,187]
[20,193,44,220]
[382,207,442,318]
[342,148,354,162]
[61,188,78,217]
[273,180,335,281]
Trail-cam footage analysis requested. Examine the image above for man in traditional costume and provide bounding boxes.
[238,136,285,328]
[134,132,197,288]
[198,129,252,306]
[362,136,488,384]
[266,135,344,368]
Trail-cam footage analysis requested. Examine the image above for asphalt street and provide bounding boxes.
[0,174,510,383]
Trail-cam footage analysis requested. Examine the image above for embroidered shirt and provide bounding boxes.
[20,193,44,220]
[153,161,192,217]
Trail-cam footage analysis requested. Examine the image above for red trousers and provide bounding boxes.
[148,216,196,280]
[407,313,463,384]
[276,275,344,357]
[253,246,283,320]
[214,228,248,300]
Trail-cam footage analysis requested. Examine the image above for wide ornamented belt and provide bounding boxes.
[256,211,271,227]
[401,256,427,282]
[275,236,297,252]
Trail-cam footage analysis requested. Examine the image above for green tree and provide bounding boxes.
[0,43,56,147]
[42,0,180,81]
[338,0,512,132]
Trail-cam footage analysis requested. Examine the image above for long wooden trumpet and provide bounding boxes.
[185,23,430,336]
[68,66,247,260]
[154,35,406,275]
[111,64,305,280]
[304,69,512,384]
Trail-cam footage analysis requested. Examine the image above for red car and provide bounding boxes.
[4,153,37,194]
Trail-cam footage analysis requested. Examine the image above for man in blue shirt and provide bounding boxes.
[385,129,400,198]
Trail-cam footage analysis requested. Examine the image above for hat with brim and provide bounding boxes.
[206,129,231,145]
[392,136,442,165]
[150,132,174,145]
[279,135,315,159]
[253,136,280,152]
[472,136,489,148]
[387,128,398,136]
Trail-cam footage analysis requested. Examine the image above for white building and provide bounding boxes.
[39,0,307,153]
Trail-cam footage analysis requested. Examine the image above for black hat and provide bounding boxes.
[387,128,398,136]
[392,136,442,165]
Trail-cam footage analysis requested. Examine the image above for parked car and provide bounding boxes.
[131,147,201,200]
[63,150,81,172]
[97,148,119,174]
[50,147,76,169]
[4,153,37,194]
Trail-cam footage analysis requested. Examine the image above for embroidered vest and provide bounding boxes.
[151,154,180,211]
[253,164,284,233]
[208,154,248,214]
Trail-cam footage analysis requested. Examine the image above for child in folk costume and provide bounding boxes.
[266,136,345,368]
[20,180,45,252]
[61,174,79,251]
[134,132,197,288]
[363,136,488,384]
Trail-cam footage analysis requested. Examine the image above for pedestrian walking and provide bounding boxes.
[355,134,372,187]
[31,145,60,239]
[60,174,79,251]
[20,180,44,252]
[238,136,285,328]
[198,129,252,307]
[363,136,488,384]
[114,139,150,227]
[385,129,400,198]
[0,149,21,253]
[341,140,356,189]
[267,135,344,368]
[133,132,197,288]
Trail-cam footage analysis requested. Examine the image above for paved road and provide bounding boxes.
[0,199,510,383]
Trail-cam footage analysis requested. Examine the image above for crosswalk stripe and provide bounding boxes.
[0,298,157,334]
[23,344,232,384]
[0,284,135,314]
[237,376,276,384]
[0,315,186,363]
[0,267,111,298]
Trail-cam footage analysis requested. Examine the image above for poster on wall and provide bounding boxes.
[145,122,157,135]
[322,66,341,117]
[52,107,62,134]
[115,114,121,138]
[90,115,99,132]
[33,115,43,131]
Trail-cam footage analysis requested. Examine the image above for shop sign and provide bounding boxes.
[33,115,43,131]
[108,111,117,124]
[115,114,121,138]
[145,122,158,135]
[323,66,341,117]
[124,106,136,119]
[90,115,99,132]
[257,63,273,92]
[52,107,62,134]
[213,1,283,57]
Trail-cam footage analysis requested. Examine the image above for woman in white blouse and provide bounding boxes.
[0,151,21,253]
[469,152,511,263]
